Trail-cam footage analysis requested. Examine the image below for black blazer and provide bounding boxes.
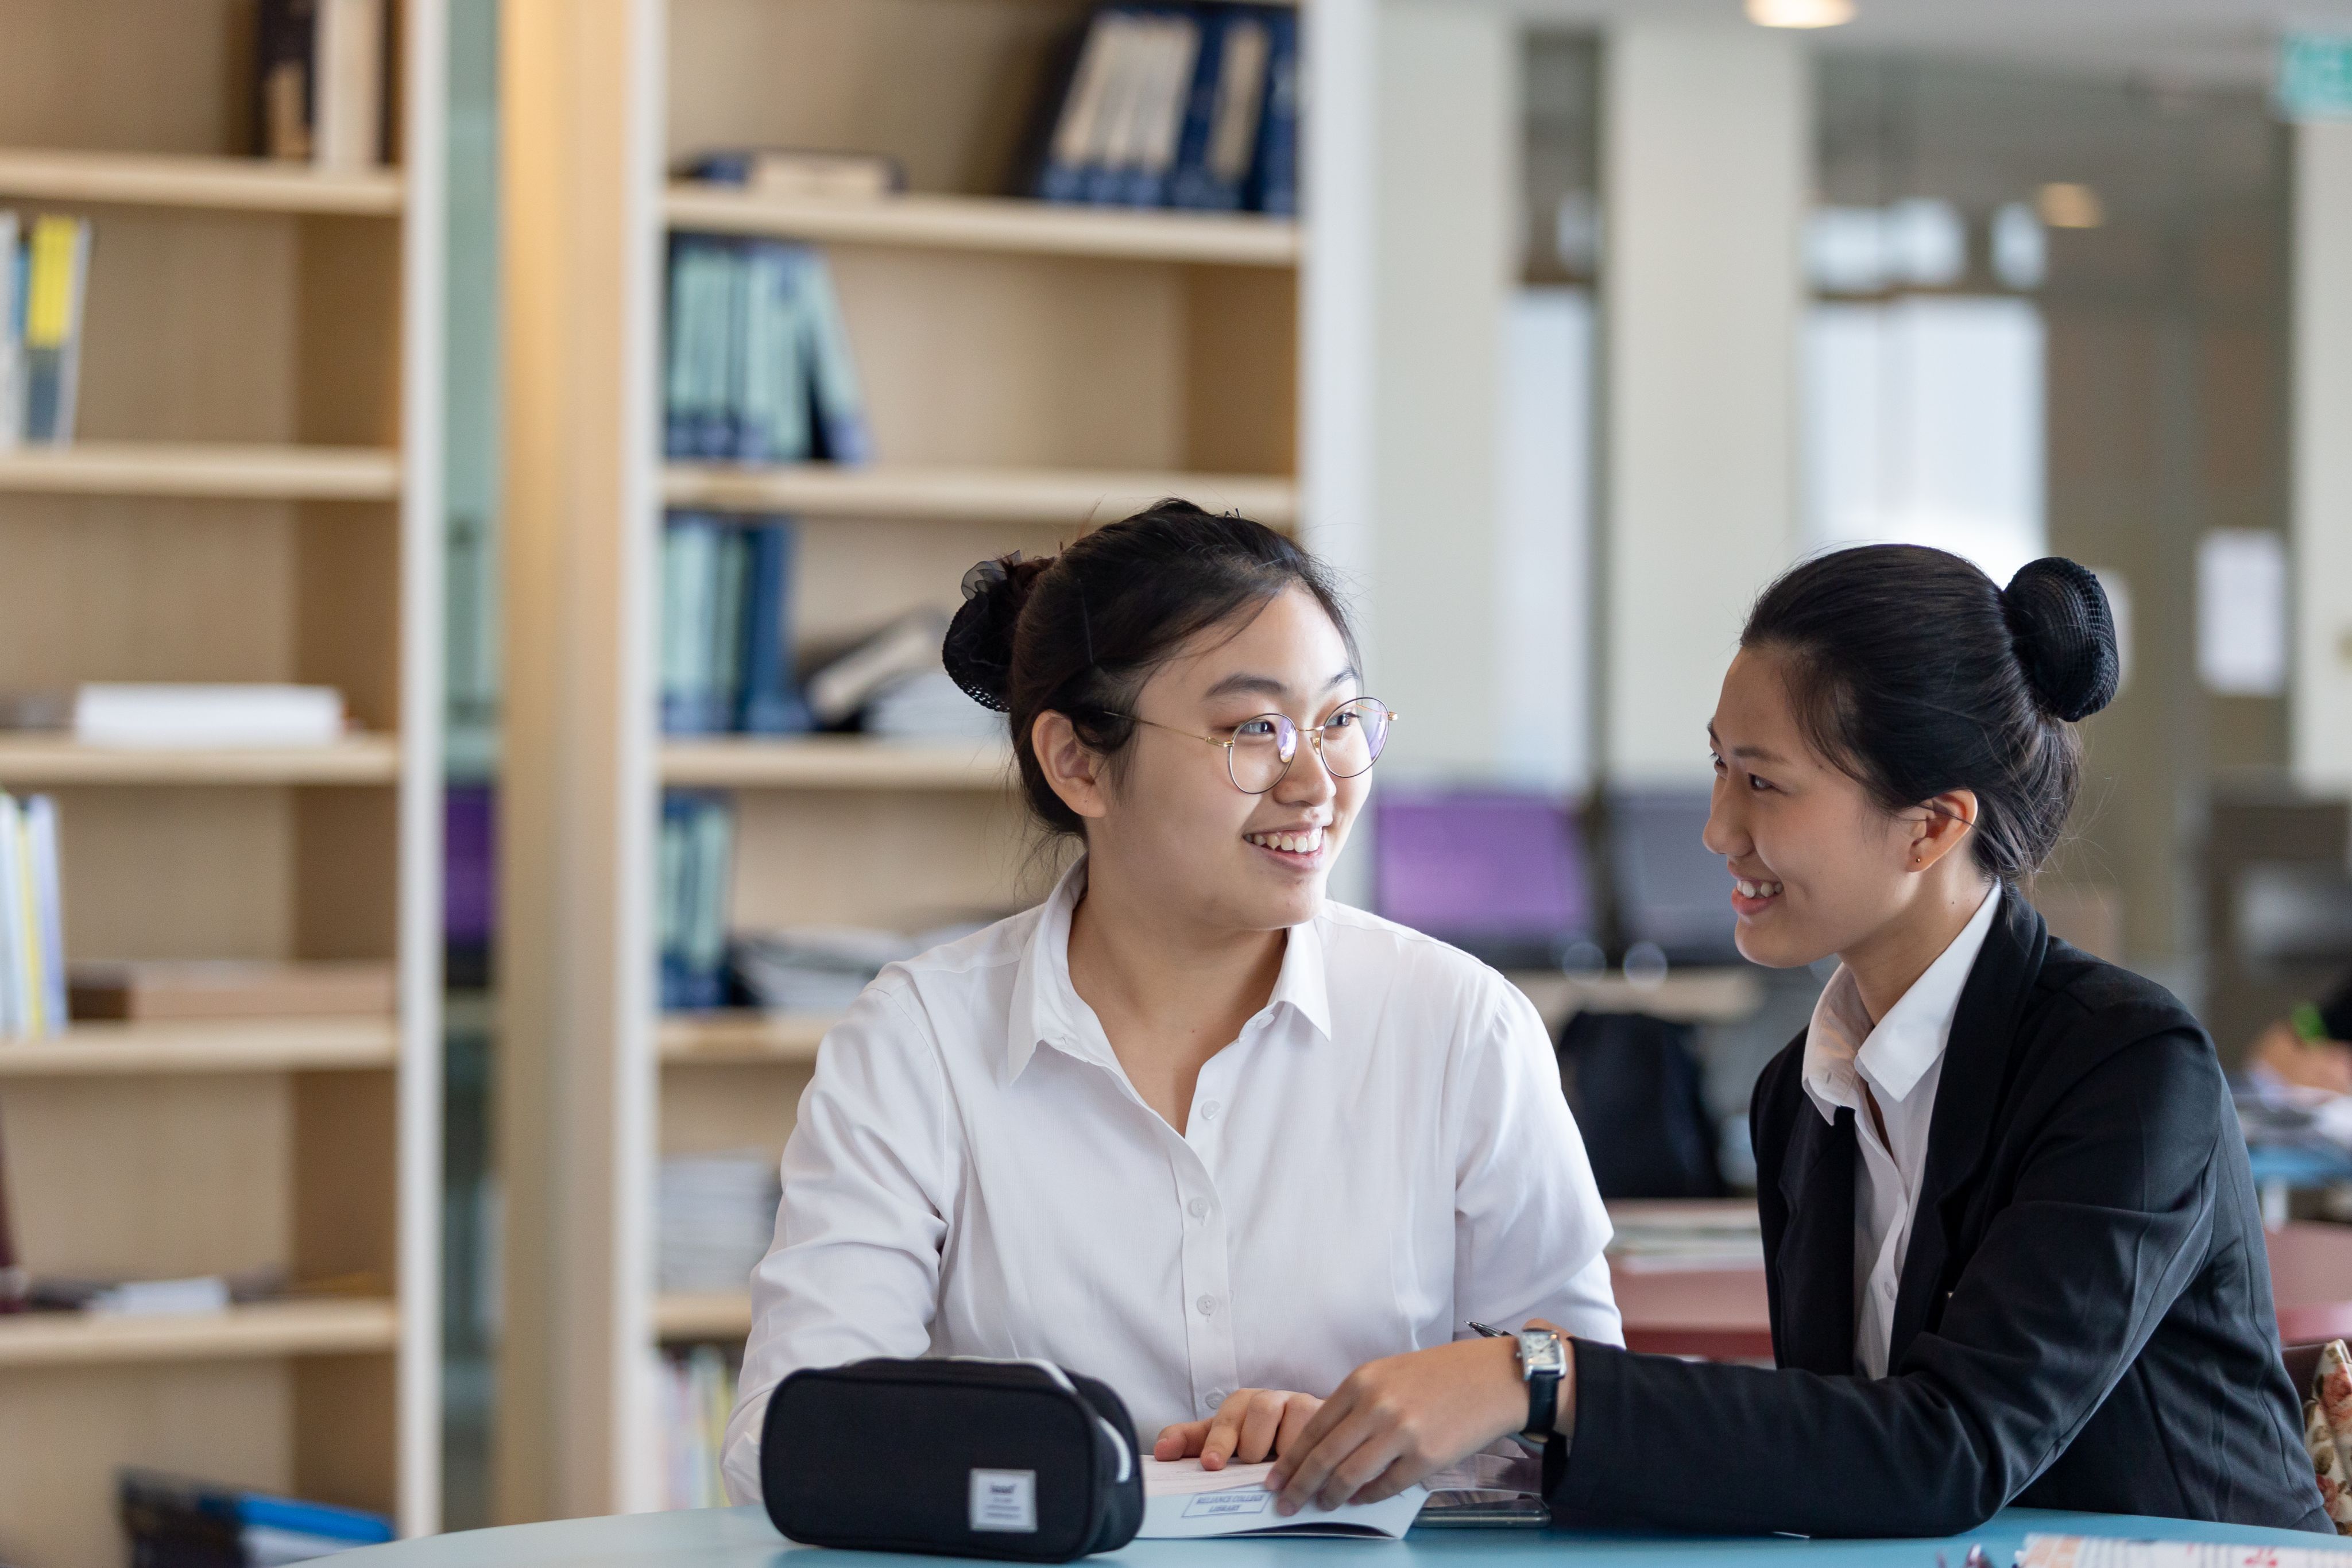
[1549,895,2330,1537]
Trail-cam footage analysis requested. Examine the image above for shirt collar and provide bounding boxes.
[1002,858,1334,1083]
[1802,885,2003,1122]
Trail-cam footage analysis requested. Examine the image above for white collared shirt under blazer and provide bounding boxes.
[721,862,1623,1503]
[1799,884,2003,1379]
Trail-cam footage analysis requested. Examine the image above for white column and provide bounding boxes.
[1601,21,1806,785]
[2295,122,2352,795]
[1362,0,1520,784]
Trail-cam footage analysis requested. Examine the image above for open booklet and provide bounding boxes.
[2018,1536,2352,1568]
[1139,1450,1548,1540]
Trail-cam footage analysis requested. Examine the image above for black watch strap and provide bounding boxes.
[1514,1330,1567,1439]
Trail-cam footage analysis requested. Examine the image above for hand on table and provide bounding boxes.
[1152,1389,1324,1470]
[1265,1320,1573,1516]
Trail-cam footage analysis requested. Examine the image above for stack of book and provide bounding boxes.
[799,607,1001,741]
[0,793,65,1042]
[118,1469,395,1566]
[655,1342,743,1511]
[0,212,92,448]
[254,0,391,169]
[658,792,733,1011]
[1028,4,1299,214]
[654,1152,778,1295]
[662,237,869,464]
[0,684,349,748]
[657,514,813,738]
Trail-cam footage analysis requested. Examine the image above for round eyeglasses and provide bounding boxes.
[1123,698,1398,795]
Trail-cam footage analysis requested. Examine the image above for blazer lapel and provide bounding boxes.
[1887,892,2047,1367]
[1775,1100,1858,1375]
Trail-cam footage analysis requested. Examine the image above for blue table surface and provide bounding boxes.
[342,1507,2347,1567]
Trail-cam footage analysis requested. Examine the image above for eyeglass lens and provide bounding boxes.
[1228,699,1390,793]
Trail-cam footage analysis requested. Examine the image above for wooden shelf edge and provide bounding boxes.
[659,1012,834,1065]
[660,462,1297,528]
[0,1017,400,1076]
[0,441,401,500]
[0,148,403,215]
[659,737,1013,790]
[0,1298,400,1367]
[663,187,1299,268]
[0,735,401,785]
[653,1292,754,1342]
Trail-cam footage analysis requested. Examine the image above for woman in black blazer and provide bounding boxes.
[1158,546,2330,1537]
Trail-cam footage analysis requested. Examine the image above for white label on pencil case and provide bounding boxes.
[968,1469,1038,1533]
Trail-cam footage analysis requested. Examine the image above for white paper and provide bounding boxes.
[2020,1534,2352,1568]
[1138,1458,1426,1540]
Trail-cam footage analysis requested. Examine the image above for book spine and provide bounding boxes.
[0,793,22,1039]
[797,250,871,465]
[1085,10,1153,205]
[657,793,691,1009]
[663,235,697,459]
[1200,10,1271,212]
[1125,10,1200,208]
[313,0,384,171]
[254,0,318,161]
[1250,8,1299,216]
[657,516,699,734]
[708,525,751,733]
[737,520,813,734]
[22,215,90,446]
[1035,11,1123,202]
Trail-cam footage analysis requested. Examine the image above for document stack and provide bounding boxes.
[1028,5,1298,214]
[0,792,66,1042]
[663,237,869,464]
[654,1151,779,1295]
[655,1342,742,1511]
[0,211,92,448]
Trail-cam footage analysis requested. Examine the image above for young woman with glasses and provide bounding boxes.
[1186,546,2330,1538]
[719,500,1623,1502]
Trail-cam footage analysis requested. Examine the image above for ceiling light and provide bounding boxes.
[2036,183,2105,229]
[1746,0,1855,27]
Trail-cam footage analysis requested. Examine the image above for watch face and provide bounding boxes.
[1517,1330,1568,1377]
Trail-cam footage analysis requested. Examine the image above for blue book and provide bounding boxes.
[662,234,700,458]
[796,250,871,465]
[1119,9,1201,208]
[737,520,814,734]
[1034,10,1126,202]
[701,238,747,460]
[1083,8,1156,205]
[1169,6,1270,212]
[1248,7,1299,216]
[659,513,725,735]
[658,792,733,1011]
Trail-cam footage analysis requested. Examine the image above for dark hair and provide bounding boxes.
[942,500,1359,836]
[1740,545,2119,882]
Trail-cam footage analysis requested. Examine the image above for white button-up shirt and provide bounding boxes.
[1800,885,2001,1379]
[722,862,1623,1502]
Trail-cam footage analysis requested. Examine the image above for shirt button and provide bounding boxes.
[1207,1389,1228,1409]
[1200,1101,1222,1122]
[1197,1294,1217,1317]
[1882,1279,1897,1298]
[1187,1197,1209,1219]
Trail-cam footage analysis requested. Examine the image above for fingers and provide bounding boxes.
[1197,1395,1252,1471]
[1152,1419,1210,1461]
[1350,1455,1429,1507]
[1274,1399,1387,1516]
[1234,1392,1289,1464]
[1314,1423,1405,1512]
[1273,1394,1322,1458]
[1267,1387,1350,1493]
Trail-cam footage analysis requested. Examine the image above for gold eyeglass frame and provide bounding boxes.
[1123,699,1400,795]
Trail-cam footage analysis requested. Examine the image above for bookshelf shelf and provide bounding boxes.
[0,1298,400,1368]
[0,735,401,786]
[0,1019,400,1077]
[660,461,1298,529]
[0,440,401,501]
[0,148,403,216]
[659,1011,832,1066]
[652,1291,754,1343]
[663,187,1299,268]
[659,736,1012,791]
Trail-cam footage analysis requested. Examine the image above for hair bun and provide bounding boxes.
[2002,556,2119,722]
[942,552,1049,712]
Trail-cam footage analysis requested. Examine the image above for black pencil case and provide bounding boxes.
[760,1356,1144,1562]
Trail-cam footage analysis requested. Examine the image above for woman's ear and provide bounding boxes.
[1032,710,1111,823]
[1905,788,1979,873]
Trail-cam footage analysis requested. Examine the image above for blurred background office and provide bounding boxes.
[1,0,2350,1562]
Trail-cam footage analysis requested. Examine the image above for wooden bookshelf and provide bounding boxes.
[0,735,401,785]
[652,1291,755,1342]
[0,148,404,215]
[663,185,1301,266]
[659,735,1011,790]
[0,1298,400,1368]
[0,440,401,500]
[662,460,1298,527]
[0,1017,400,1077]
[0,1,446,1560]
[501,0,1310,1520]
[659,1012,833,1066]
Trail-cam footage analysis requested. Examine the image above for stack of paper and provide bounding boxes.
[655,1152,779,1294]
[74,684,346,748]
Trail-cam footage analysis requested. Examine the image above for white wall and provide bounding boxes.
[2295,121,2352,796]
[1601,21,1806,785]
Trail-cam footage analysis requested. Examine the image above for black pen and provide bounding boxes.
[1467,1321,1511,1338]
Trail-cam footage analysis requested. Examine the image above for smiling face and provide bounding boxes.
[1068,585,1370,935]
[1703,646,1925,969]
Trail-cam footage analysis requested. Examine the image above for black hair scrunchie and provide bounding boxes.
[942,555,1022,712]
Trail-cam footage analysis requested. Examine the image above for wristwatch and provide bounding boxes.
[1513,1329,1567,1439]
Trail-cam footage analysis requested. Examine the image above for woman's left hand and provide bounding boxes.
[1264,1332,1541,1515]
